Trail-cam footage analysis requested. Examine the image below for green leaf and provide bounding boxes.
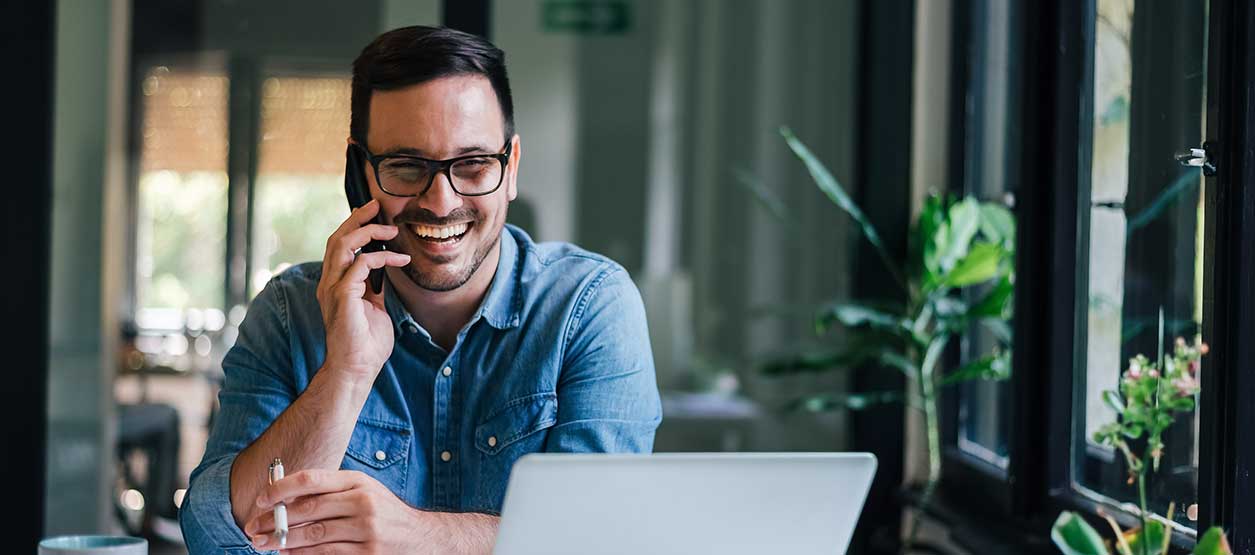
[817,303,912,337]
[1126,520,1167,555]
[937,197,981,273]
[917,194,947,281]
[780,126,907,291]
[787,391,903,413]
[760,342,915,377]
[941,241,1005,288]
[1193,527,1233,555]
[1102,390,1126,414]
[970,275,1015,319]
[939,354,1010,386]
[979,202,1017,250]
[1051,511,1110,555]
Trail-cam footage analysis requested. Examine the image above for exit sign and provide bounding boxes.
[542,0,631,35]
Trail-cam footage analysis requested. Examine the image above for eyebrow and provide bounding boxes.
[379,144,496,158]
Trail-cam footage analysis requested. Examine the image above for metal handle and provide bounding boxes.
[1176,146,1216,176]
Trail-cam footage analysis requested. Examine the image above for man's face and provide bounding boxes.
[364,75,519,292]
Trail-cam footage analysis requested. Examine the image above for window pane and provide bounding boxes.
[1077,0,1208,530]
[136,67,229,320]
[956,0,1020,468]
[250,76,353,296]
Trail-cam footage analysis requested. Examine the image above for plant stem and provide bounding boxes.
[904,336,945,553]
[1138,470,1150,555]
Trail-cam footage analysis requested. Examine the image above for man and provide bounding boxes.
[180,26,662,554]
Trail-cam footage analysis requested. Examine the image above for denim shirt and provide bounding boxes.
[179,224,662,554]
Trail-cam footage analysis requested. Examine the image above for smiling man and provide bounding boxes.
[179,26,662,554]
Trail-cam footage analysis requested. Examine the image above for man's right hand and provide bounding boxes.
[316,199,412,382]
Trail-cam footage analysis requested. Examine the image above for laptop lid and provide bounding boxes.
[493,452,877,555]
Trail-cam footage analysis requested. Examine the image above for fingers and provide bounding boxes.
[338,251,412,295]
[282,541,364,555]
[246,490,360,537]
[257,469,358,509]
[321,223,401,285]
[251,518,364,552]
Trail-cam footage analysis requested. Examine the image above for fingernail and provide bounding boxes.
[252,534,268,548]
[256,495,268,508]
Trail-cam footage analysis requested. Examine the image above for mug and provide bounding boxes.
[37,535,147,555]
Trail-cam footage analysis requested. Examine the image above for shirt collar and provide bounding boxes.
[383,225,523,336]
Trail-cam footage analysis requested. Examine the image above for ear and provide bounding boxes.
[505,134,521,202]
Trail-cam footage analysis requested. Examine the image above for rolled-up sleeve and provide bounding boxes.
[545,266,663,453]
[180,279,296,555]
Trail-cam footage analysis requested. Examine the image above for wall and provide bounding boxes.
[46,0,124,535]
[492,0,863,452]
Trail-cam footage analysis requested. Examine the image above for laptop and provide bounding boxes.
[493,452,877,555]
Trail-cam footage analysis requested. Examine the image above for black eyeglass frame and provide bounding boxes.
[352,140,513,197]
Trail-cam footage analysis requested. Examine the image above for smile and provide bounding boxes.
[411,222,471,243]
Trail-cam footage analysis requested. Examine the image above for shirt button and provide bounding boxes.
[374,450,386,461]
[442,366,452,377]
[487,436,497,448]
[440,451,452,462]
[403,322,419,335]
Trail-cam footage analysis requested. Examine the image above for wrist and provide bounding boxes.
[312,364,377,399]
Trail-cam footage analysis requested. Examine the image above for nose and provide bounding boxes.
[417,171,464,218]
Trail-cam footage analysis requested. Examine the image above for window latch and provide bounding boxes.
[1175,145,1216,176]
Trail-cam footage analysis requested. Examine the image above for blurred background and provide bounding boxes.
[6,0,1225,553]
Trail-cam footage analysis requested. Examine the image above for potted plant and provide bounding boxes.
[746,127,1015,552]
[1052,338,1229,555]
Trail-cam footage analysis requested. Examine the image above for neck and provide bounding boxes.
[385,239,502,351]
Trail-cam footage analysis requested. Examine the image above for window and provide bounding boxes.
[934,0,1248,551]
[135,65,230,333]
[1075,0,1208,531]
[250,75,353,296]
[952,0,1021,471]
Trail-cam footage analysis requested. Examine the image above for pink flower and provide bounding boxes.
[1149,369,1161,379]
[1189,360,1200,375]
[1174,374,1199,396]
[1128,361,1143,379]
[1200,342,1210,355]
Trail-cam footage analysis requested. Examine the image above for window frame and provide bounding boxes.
[126,51,232,322]
[937,0,1255,552]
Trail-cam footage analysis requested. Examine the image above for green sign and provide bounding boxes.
[542,0,631,35]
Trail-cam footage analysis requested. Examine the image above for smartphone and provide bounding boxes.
[345,144,387,295]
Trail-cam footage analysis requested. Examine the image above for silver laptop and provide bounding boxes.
[493,452,877,555]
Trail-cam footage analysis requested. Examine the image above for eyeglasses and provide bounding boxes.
[353,141,512,197]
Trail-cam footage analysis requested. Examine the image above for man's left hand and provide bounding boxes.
[245,468,429,554]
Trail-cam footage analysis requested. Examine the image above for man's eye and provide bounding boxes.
[384,161,422,170]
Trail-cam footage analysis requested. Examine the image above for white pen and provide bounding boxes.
[269,458,289,548]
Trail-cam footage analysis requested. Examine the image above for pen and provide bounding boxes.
[269,458,288,548]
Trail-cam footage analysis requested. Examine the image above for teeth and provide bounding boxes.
[412,222,470,239]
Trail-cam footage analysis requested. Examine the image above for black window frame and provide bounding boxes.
[936,0,1255,552]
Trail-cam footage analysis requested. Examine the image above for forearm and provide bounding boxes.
[419,511,499,554]
[229,366,372,528]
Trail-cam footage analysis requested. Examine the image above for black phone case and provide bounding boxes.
[345,145,386,295]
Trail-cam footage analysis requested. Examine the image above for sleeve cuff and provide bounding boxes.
[179,453,275,555]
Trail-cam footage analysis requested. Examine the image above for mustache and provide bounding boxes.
[394,207,479,226]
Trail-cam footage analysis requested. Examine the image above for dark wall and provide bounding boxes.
[0,0,54,550]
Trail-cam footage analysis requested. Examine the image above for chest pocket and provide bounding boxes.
[341,417,411,494]
[473,392,558,511]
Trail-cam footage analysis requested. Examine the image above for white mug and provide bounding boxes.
[38,535,147,555]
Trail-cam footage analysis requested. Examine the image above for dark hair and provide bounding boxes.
[350,26,515,147]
